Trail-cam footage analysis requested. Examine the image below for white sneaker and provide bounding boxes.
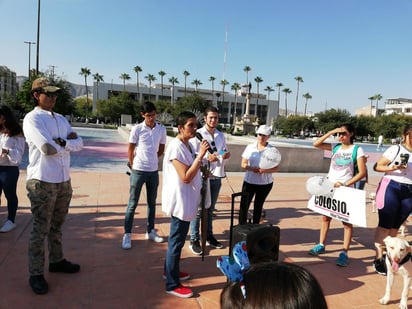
[122,233,132,249]
[145,229,164,243]
[0,220,16,233]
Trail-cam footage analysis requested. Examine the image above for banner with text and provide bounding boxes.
[308,186,367,227]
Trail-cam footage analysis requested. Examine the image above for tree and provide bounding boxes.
[183,70,190,96]
[92,73,104,101]
[119,73,131,91]
[254,76,263,117]
[243,66,252,84]
[264,86,274,125]
[294,76,304,115]
[79,67,91,120]
[173,93,210,119]
[134,65,142,101]
[368,96,375,116]
[282,88,292,117]
[220,79,229,122]
[231,82,241,125]
[168,76,179,104]
[375,94,383,117]
[191,79,202,92]
[302,92,312,117]
[144,74,157,96]
[158,70,166,98]
[209,76,216,104]
[276,82,283,118]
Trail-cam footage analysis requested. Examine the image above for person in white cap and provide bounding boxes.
[239,124,280,224]
[24,77,83,295]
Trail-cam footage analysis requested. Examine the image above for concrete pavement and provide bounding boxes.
[0,127,409,308]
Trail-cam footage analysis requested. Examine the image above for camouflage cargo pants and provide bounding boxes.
[27,179,73,276]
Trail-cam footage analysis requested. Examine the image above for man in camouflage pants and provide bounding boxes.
[23,78,83,294]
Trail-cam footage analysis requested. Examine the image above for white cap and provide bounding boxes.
[256,125,271,136]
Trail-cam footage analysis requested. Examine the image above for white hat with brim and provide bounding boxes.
[256,125,271,136]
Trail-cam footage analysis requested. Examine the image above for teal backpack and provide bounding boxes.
[332,143,359,175]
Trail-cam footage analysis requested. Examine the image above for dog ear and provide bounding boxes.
[383,236,392,244]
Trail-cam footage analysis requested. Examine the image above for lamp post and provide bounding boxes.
[36,0,41,75]
[24,41,36,78]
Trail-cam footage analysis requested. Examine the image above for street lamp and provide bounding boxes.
[36,0,41,75]
[24,41,36,78]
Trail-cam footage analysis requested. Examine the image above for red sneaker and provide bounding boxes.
[166,284,193,298]
[163,271,190,281]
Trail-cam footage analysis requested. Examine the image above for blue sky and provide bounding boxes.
[1,0,412,114]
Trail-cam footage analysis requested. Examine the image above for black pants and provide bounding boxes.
[239,181,273,224]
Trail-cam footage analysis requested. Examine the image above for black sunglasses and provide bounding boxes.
[38,91,58,98]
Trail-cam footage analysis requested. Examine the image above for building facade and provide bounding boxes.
[0,66,18,106]
[92,82,279,126]
[383,98,412,116]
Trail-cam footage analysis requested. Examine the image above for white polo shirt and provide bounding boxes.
[129,121,166,172]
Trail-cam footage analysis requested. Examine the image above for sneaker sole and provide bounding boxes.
[207,242,223,249]
[189,246,203,255]
[166,290,193,298]
[308,251,325,256]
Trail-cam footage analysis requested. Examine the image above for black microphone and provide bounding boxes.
[195,132,214,153]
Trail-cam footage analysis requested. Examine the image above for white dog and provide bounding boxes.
[379,236,412,309]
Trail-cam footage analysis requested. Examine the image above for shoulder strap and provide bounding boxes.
[352,145,359,164]
[332,143,341,154]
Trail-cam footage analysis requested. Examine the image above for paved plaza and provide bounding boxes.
[0,127,409,308]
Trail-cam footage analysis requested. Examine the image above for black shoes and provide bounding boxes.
[49,259,80,273]
[206,235,223,249]
[373,256,387,276]
[29,275,48,294]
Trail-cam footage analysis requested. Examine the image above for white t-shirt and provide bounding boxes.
[242,142,275,185]
[189,126,228,177]
[0,134,25,166]
[328,144,365,183]
[382,144,412,184]
[129,121,166,172]
[162,138,202,222]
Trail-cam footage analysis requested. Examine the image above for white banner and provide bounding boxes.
[308,186,367,227]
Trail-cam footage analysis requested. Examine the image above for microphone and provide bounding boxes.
[195,132,214,153]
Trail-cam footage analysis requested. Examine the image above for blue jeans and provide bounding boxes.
[165,216,190,291]
[124,170,159,233]
[0,166,19,222]
[189,178,221,240]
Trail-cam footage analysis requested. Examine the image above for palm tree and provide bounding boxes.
[294,76,304,115]
[133,65,142,100]
[368,96,375,116]
[158,70,166,98]
[264,86,274,125]
[220,79,229,120]
[119,73,131,91]
[79,67,91,120]
[302,92,312,116]
[145,74,157,96]
[209,76,216,104]
[191,79,202,92]
[92,73,104,101]
[168,76,179,104]
[254,76,263,116]
[243,66,252,84]
[183,70,190,96]
[375,94,383,117]
[231,82,241,124]
[276,82,283,117]
[282,88,292,117]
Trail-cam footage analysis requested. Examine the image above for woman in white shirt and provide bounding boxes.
[309,123,366,267]
[162,111,209,298]
[372,124,412,275]
[0,106,25,232]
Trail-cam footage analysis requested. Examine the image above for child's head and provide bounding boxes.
[220,261,328,309]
